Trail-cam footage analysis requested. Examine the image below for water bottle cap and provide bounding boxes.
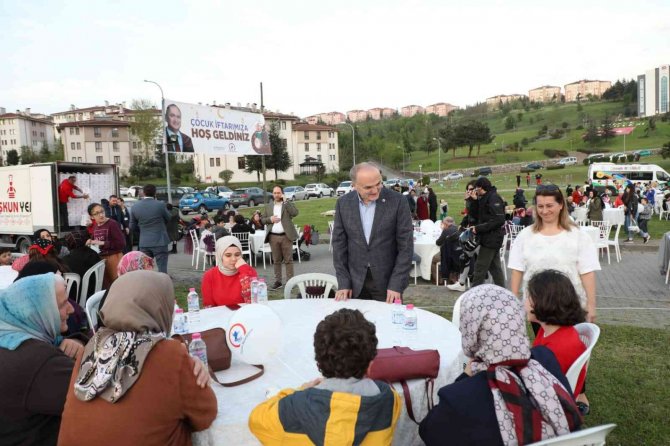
[189,288,196,292]
[175,308,183,313]
[192,333,201,340]
[406,304,415,310]
[394,298,401,304]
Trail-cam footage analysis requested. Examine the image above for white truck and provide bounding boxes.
[0,162,119,252]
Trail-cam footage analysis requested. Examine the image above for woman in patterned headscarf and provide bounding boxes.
[116,251,155,276]
[58,271,216,446]
[419,285,582,446]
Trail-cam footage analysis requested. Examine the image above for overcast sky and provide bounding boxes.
[1,0,668,118]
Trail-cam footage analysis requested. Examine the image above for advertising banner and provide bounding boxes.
[0,167,33,234]
[163,100,271,155]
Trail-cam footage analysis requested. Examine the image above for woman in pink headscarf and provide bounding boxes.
[117,251,155,276]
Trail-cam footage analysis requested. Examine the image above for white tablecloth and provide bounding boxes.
[191,299,464,446]
[413,233,440,280]
[603,208,625,226]
[580,226,599,244]
[573,207,588,223]
[249,230,266,254]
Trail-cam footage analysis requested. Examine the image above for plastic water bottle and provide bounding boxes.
[257,278,268,304]
[403,304,418,331]
[392,298,405,325]
[173,308,186,335]
[187,288,200,323]
[188,333,208,367]
[251,279,260,304]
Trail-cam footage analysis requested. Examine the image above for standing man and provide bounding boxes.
[470,177,506,287]
[107,195,124,228]
[117,197,132,253]
[406,189,417,219]
[165,103,194,153]
[516,174,521,188]
[58,176,89,230]
[261,186,299,290]
[130,184,171,273]
[525,172,531,187]
[332,163,413,303]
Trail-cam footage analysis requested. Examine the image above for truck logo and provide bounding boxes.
[7,175,16,199]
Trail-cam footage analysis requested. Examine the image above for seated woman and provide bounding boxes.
[58,271,217,446]
[12,238,69,274]
[250,210,264,231]
[231,213,256,234]
[0,273,75,445]
[34,228,69,257]
[86,203,125,289]
[117,251,155,276]
[201,236,258,307]
[419,284,582,446]
[249,308,401,444]
[61,231,102,302]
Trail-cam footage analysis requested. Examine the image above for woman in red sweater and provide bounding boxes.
[85,203,125,289]
[525,270,589,414]
[201,236,258,307]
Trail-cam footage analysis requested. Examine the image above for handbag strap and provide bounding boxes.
[400,378,435,425]
[208,364,264,387]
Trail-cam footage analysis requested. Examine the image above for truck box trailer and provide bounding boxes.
[0,162,118,252]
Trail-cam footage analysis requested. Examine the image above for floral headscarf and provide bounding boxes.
[459,285,582,445]
[117,251,155,276]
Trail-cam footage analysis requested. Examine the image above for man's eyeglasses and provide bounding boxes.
[535,184,560,193]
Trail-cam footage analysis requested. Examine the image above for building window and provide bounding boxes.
[95,142,102,152]
[237,157,246,169]
[76,142,81,150]
[137,142,142,149]
[304,131,309,139]
[32,130,37,136]
[132,141,137,149]
[330,155,336,161]
[96,156,103,163]
[281,121,286,130]
[40,132,44,137]
[317,143,321,152]
[72,157,76,161]
[209,158,215,167]
[304,143,309,152]
[69,128,74,135]
[281,138,287,149]
[111,128,119,138]
[70,142,75,151]
[78,157,83,162]
[317,155,322,161]
[114,156,120,164]
[113,142,119,151]
[216,158,221,167]
[94,127,101,137]
[317,132,321,140]
[75,127,80,135]
[133,156,142,164]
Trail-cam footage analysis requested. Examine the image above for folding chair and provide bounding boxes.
[79,260,105,307]
[232,232,253,265]
[284,273,338,299]
[566,323,601,397]
[85,290,106,334]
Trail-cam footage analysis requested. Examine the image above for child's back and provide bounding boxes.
[533,325,586,396]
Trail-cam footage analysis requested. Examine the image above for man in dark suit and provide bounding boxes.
[261,186,299,290]
[129,184,172,273]
[165,103,194,152]
[332,163,413,303]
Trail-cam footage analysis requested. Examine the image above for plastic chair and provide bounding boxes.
[293,226,302,264]
[451,294,464,329]
[411,260,417,285]
[590,220,612,264]
[232,232,254,266]
[63,272,81,301]
[659,208,670,220]
[608,224,622,263]
[565,323,601,397]
[85,290,106,334]
[499,233,508,280]
[199,234,216,271]
[259,243,273,269]
[328,221,334,252]
[284,273,338,299]
[527,423,616,445]
[79,260,106,307]
[189,229,203,269]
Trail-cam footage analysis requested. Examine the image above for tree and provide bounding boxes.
[601,114,615,143]
[453,120,493,158]
[244,155,263,182]
[20,146,38,164]
[438,124,457,158]
[265,121,292,179]
[504,115,515,130]
[219,169,234,185]
[51,139,64,161]
[584,122,600,147]
[6,149,19,165]
[38,141,50,162]
[130,99,162,160]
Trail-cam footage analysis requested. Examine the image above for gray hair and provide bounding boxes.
[350,162,382,182]
[443,216,454,225]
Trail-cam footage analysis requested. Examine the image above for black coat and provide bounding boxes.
[419,347,572,446]
[428,193,438,222]
[513,191,527,209]
[474,189,506,249]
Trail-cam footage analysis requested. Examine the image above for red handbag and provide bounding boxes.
[367,347,440,423]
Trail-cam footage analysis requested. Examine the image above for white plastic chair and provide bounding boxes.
[419,219,435,233]
[565,323,601,397]
[608,224,622,263]
[259,243,273,269]
[435,262,443,286]
[451,294,464,330]
[284,273,338,299]
[79,260,105,307]
[659,208,670,220]
[293,226,302,264]
[189,229,203,269]
[232,232,254,266]
[63,272,81,301]
[590,220,612,264]
[85,290,106,334]
[199,234,216,271]
[528,423,616,445]
[499,233,508,280]
[411,260,418,285]
[328,221,334,252]
[508,224,524,253]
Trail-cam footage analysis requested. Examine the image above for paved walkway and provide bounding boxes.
[168,242,669,329]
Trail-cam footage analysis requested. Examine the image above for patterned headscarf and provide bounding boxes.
[0,273,63,350]
[74,271,174,403]
[459,285,582,445]
[29,238,54,256]
[117,251,155,276]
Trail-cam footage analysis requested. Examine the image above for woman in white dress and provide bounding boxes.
[508,184,600,324]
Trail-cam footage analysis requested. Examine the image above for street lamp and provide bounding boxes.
[419,164,422,181]
[338,122,356,166]
[397,145,405,177]
[432,137,441,181]
[143,79,171,204]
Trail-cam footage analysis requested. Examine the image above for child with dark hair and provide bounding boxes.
[525,269,589,413]
[249,309,400,444]
[0,248,11,266]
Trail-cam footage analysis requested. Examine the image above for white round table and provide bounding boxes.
[248,230,266,254]
[573,207,588,223]
[580,226,599,244]
[191,299,464,446]
[603,208,625,226]
[412,233,440,281]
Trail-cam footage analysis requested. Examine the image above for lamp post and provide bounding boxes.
[338,122,356,166]
[433,137,441,181]
[143,79,171,204]
[397,145,405,177]
[419,164,422,182]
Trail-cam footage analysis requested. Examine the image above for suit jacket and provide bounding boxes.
[129,198,171,248]
[261,200,299,242]
[332,188,413,296]
[166,129,194,153]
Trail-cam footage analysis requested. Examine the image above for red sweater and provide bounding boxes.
[201,264,258,307]
[533,326,587,396]
[91,219,126,256]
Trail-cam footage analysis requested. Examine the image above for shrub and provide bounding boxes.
[543,149,569,158]
[547,164,565,170]
[576,125,584,130]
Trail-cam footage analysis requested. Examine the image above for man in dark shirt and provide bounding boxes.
[470,177,506,287]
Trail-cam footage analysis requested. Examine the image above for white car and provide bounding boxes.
[124,185,143,197]
[283,186,308,201]
[206,185,234,199]
[305,183,334,198]
[443,172,464,181]
[557,157,577,166]
[336,181,353,196]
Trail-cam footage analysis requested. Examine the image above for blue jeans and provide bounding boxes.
[625,212,642,240]
[140,246,169,273]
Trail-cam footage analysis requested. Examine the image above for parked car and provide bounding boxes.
[608,152,627,162]
[557,157,577,166]
[156,186,191,206]
[384,178,402,187]
[123,185,143,197]
[522,162,544,172]
[179,192,230,214]
[443,172,464,181]
[206,185,234,199]
[305,183,334,198]
[283,186,308,201]
[633,149,652,157]
[230,187,272,208]
[336,181,353,196]
[471,167,493,177]
[429,177,439,183]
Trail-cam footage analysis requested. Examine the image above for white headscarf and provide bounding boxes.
[215,236,243,276]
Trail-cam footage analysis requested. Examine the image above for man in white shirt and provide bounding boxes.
[261,186,299,290]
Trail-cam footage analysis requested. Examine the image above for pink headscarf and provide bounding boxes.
[117,251,155,276]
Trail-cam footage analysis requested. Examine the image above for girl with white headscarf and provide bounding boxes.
[419,285,582,446]
[201,235,259,307]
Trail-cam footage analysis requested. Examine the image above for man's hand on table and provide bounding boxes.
[335,289,352,301]
[386,290,401,304]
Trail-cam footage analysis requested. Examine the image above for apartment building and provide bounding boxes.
[346,110,369,122]
[425,102,458,117]
[59,120,133,174]
[637,64,670,117]
[0,108,55,163]
[485,94,526,109]
[368,108,384,120]
[292,123,339,174]
[528,85,562,103]
[305,112,346,125]
[400,105,425,117]
[381,107,396,118]
[564,79,611,102]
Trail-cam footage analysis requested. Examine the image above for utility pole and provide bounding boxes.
[144,80,171,204]
[260,82,267,204]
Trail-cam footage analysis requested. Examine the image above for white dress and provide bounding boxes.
[508,226,601,306]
